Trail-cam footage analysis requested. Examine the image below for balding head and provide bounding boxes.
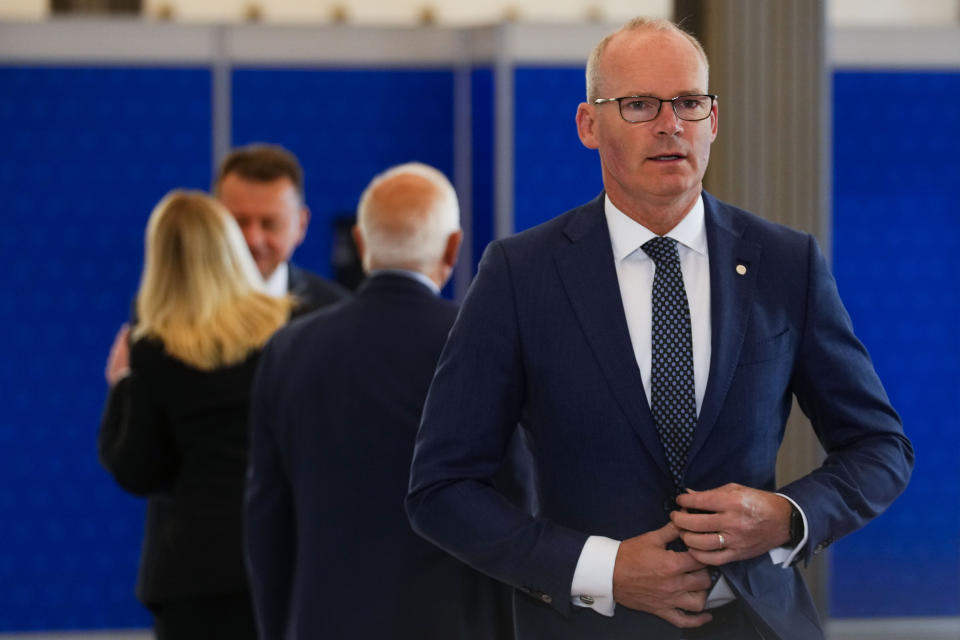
[586,17,709,102]
[355,163,462,288]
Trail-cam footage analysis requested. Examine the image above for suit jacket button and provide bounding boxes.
[579,595,595,605]
[540,593,552,604]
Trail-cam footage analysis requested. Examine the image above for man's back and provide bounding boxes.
[247,273,511,639]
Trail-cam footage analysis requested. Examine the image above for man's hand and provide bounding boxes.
[671,483,792,565]
[612,521,713,628]
[105,324,131,386]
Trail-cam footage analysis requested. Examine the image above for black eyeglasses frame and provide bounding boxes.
[592,94,718,123]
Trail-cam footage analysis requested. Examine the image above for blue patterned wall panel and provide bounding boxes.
[231,68,455,283]
[0,66,211,630]
[831,70,960,617]
[0,59,955,632]
[470,67,495,274]
[513,67,603,232]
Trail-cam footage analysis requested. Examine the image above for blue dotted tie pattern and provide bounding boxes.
[642,236,698,488]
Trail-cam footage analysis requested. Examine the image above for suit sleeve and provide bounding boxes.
[780,235,914,563]
[97,342,178,495]
[406,241,587,616]
[244,339,296,638]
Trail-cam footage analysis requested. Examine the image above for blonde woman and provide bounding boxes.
[99,190,292,640]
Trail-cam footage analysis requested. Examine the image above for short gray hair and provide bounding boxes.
[585,17,710,102]
[356,162,460,273]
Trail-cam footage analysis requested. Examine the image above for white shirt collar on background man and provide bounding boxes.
[263,261,289,298]
[369,268,440,295]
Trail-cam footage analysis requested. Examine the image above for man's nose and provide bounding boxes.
[654,102,683,135]
[243,225,264,251]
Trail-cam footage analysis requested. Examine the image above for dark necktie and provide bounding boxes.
[644,238,723,592]
[642,236,698,489]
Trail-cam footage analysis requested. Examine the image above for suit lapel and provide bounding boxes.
[287,264,304,296]
[685,193,762,465]
[552,196,673,480]
[552,193,763,481]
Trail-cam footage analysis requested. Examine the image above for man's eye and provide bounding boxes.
[680,98,704,109]
[623,99,655,112]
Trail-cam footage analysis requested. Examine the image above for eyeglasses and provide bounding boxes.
[592,94,717,123]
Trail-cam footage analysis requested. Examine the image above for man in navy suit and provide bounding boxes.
[406,17,913,640]
[245,163,515,639]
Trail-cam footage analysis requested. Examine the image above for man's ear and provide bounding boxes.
[443,229,463,270]
[295,206,311,246]
[709,97,719,142]
[351,225,365,264]
[576,103,600,150]
[433,229,464,290]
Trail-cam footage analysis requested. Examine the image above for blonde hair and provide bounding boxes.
[356,162,460,273]
[133,190,292,370]
[585,17,710,102]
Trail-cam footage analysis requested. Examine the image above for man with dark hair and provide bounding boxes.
[407,16,912,640]
[215,143,349,313]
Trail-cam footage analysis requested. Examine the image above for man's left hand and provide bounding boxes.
[670,483,792,564]
[105,323,131,386]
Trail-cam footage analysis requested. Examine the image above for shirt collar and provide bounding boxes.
[368,268,440,295]
[263,262,289,297]
[604,193,707,261]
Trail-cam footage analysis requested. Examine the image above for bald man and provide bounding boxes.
[244,163,514,639]
[406,16,910,640]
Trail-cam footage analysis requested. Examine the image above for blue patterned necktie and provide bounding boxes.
[642,236,698,489]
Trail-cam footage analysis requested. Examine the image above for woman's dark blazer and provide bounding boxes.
[99,337,260,606]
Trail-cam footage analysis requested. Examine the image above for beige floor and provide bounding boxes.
[827,617,960,640]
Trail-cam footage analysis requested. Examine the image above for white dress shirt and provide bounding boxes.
[263,262,289,298]
[569,194,807,617]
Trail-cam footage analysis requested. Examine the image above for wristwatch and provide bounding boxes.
[788,503,805,547]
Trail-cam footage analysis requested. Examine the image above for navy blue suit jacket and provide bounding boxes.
[246,273,515,639]
[287,262,351,316]
[407,192,913,639]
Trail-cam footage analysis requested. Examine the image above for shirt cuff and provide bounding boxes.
[769,493,809,567]
[570,535,620,617]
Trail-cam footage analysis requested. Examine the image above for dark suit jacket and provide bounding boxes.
[99,338,260,606]
[246,273,515,640]
[287,262,350,316]
[407,192,914,640]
